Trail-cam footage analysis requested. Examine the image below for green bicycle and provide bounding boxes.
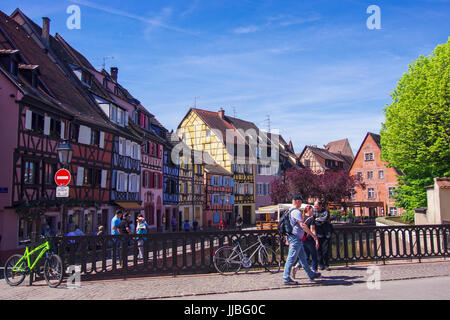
[4,237,63,288]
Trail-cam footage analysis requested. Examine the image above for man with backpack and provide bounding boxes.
[282,195,321,285]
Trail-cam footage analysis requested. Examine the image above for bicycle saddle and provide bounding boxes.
[19,239,31,245]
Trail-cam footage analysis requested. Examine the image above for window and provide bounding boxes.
[205,130,211,137]
[91,129,100,146]
[23,160,38,185]
[18,218,33,245]
[111,105,117,122]
[367,171,373,180]
[350,189,356,200]
[132,143,139,159]
[364,153,374,161]
[114,86,120,95]
[378,170,384,179]
[49,118,61,138]
[81,70,92,86]
[389,187,396,198]
[69,123,79,142]
[368,188,375,199]
[103,78,108,89]
[305,159,310,168]
[357,172,363,181]
[118,109,124,126]
[10,59,18,76]
[389,207,398,215]
[43,162,56,185]
[31,113,45,133]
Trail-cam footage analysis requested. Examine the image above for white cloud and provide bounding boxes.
[233,25,260,34]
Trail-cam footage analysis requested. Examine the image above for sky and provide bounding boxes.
[2,0,449,154]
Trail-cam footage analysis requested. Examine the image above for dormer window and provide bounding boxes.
[81,70,92,87]
[114,86,120,95]
[103,78,108,89]
[10,59,18,76]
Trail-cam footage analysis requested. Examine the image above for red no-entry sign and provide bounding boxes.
[54,169,71,187]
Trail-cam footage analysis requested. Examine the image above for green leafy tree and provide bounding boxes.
[380,37,450,219]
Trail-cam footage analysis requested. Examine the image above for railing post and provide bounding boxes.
[122,235,128,280]
[416,228,422,263]
[380,229,386,265]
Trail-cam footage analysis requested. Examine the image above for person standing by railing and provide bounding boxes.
[314,201,333,271]
[136,214,149,260]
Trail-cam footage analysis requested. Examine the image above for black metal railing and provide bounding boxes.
[30,224,449,283]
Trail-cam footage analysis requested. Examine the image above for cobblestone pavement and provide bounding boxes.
[0,259,449,300]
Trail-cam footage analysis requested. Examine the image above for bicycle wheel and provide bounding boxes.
[213,246,242,275]
[4,254,27,286]
[44,254,63,288]
[258,245,281,273]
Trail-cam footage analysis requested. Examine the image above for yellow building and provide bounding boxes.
[177,108,256,226]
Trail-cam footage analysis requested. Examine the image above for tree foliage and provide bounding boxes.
[270,168,362,205]
[380,37,450,215]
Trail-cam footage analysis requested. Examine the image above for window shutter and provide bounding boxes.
[112,170,117,190]
[78,125,91,144]
[159,173,163,189]
[99,131,105,148]
[60,121,65,139]
[76,166,84,186]
[101,170,107,188]
[118,138,123,156]
[126,140,131,156]
[44,116,51,135]
[25,110,32,130]
[124,174,129,192]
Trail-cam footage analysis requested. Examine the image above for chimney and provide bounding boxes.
[218,108,225,119]
[110,67,118,82]
[42,17,50,43]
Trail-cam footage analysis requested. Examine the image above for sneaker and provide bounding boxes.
[283,279,299,285]
[309,272,322,281]
[291,266,298,279]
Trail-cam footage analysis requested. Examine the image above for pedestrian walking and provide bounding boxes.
[136,214,149,260]
[171,216,177,232]
[119,212,132,235]
[282,195,321,285]
[184,220,190,232]
[218,219,226,231]
[193,220,198,232]
[314,201,333,271]
[292,205,319,278]
[111,211,123,235]
[96,225,105,249]
[235,215,243,230]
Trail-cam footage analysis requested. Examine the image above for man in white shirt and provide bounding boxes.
[283,195,321,285]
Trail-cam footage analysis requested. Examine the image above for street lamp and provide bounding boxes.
[57,140,73,235]
[57,140,73,168]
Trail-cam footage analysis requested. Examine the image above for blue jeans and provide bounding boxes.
[297,240,318,272]
[283,235,315,282]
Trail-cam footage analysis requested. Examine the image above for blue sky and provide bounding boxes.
[2,0,450,154]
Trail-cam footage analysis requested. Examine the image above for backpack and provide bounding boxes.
[278,208,294,236]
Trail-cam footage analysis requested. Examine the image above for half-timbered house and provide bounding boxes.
[0,11,119,261]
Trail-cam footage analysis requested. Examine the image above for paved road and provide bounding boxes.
[170,275,450,300]
[0,260,449,300]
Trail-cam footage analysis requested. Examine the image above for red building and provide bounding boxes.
[348,132,404,217]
